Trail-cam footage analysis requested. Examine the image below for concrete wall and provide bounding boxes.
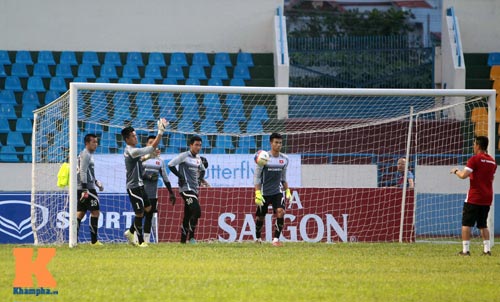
[0,0,282,53]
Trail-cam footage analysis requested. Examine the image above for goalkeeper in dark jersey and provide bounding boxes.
[141,135,176,243]
[254,132,291,246]
[168,135,205,244]
[121,118,168,247]
[77,133,104,245]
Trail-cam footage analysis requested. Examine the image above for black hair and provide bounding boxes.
[189,135,202,145]
[147,135,156,141]
[84,133,97,144]
[270,132,282,142]
[475,136,489,151]
[121,126,135,140]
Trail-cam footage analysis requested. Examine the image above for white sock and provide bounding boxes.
[272,237,279,243]
[483,240,491,253]
[144,233,150,243]
[462,240,470,253]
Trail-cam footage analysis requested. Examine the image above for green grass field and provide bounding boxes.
[1,242,498,302]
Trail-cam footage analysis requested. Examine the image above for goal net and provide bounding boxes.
[31,84,496,247]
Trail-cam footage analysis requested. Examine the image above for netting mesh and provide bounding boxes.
[31,84,493,245]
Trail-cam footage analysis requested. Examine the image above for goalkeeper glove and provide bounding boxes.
[80,183,89,200]
[95,180,104,192]
[285,188,292,200]
[255,190,264,206]
[157,118,168,135]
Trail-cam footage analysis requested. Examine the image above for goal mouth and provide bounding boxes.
[31,84,496,246]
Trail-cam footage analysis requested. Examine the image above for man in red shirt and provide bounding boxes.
[451,136,496,256]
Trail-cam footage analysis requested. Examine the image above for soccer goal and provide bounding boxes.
[31,83,496,247]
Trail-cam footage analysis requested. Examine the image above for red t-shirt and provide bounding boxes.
[465,152,497,206]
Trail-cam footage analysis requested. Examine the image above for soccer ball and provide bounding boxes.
[254,150,270,167]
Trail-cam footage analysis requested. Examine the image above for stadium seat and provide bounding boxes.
[0,118,10,133]
[95,77,110,83]
[60,51,78,65]
[100,63,118,79]
[122,64,141,79]
[232,65,251,80]
[100,132,118,149]
[490,66,500,80]
[77,64,96,78]
[250,105,269,122]
[0,64,6,77]
[118,77,134,84]
[0,50,11,65]
[167,65,185,80]
[236,52,254,67]
[208,78,223,86]
[225,94,243,109]
[246,119,263,133]
[192,52,210,67]
[135,92,154,117]
[22,90,40,105]
[223,120,240,133]
[22,104,37,118]
[180,93,198,108]
[189,65,207,80]
[238,136,256,149]
[22,146,32,162]
[0,146,19,162]
[170,52,188,67]
[210,65,228,80]
[203,94,223,121]
[44,90,61,104]
[11,63,29,77]
[37,51,56,65]
[157,92,177,122]
[200,119,218,133]
[185,78,200,86]
[15,118,32,133]
[260,134,270,150]
[214,52,232,67]
[176,117,195,132]
[49,77,67,92]
[471,107,488,136]
[82,51,100,66]
[126,52,144,66]
[215,135,234,150]
[487,52,500,66]
[104,52,122,66]
[164,146,180,154]
[0,90,16,104]
[5,76,23,91]
[144,64,163,80]
[15,51,33,65]
[7,131,26,147]
[140,78,156,84]
[230,78,246,86]
[27,76,46,92]
[163,78,178,85]
[148,52,166,67]
[33,63,52,78]
[167,132,186,148]
[55,63,74,78]
[235,146,250,154]
[210,147,226,154]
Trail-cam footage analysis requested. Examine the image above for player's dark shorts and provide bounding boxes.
[149,198,158,213]
[462,202,490,228]
[127,186,151,213]
[77,189,100,212]
[180,191,201,219]
[256,193,285,217]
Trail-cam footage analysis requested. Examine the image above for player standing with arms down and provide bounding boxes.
[121,118,168,247]
[254,132,291,246]
[451,136,496,256]
[141,135,176,243]
[168,136,205,244]
[77,134,104,245]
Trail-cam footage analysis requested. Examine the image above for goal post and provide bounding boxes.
[31,83,496,247]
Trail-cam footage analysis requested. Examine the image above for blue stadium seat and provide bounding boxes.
[126,52,144,66]
[100,63,118,79]
[144,64,163,80]
[180,93,198,107]
[203,94,223,121]
[111,93,132,122]
[170,52,188,67]
[236,52,254,67]
[168,132,186,148]
[15,51,33,65]
[22,104,37,118]
[228,105,246,121]
[77,64,96,78]
[22,90,40,105]
[55,63,74,78]
[7,131,26,147]
[210,65,228,80]
[200,119,218,133]
[27,76,46,92]
[260,134,270,150]
[238,136,256,149]
[100,132,118,149]
[158,93,177,122]
[0,50,11,65]
[167,65,185,80]
[60,51,78,65]
[189,65,207,80]
[223,120,240,133]
[49,77,67,92]
[73,77,88,83]
[185,78,200,86]
[104,52,122,66]
[0,146,19,162]
[0,90,16,104]
[214,52,232,67]
[118,77,134,84]
[246,119,263,133]
[210,147,226,154]
[5,76,23,91]
[488,52,500,66]
[95,77,110,83]
[250,105,269,122]
[225,94,244,109]
[163,78,178,85]
[230,78,246,86]
[11,63,29,77]
[233,65,251,80]
[148,52,166,67]
[208,78,223,86]
[140,78,156,84]
[122,64,140,79]
[33,63,52,78]
[135,92,154,117]
[82,51,100,66]
[85,123,104,136]
[23,146,32,162]
[16,118,32,133]
[192,52,210,67]
[176,117,195,132]
[164,146,180,154]
[44,90,61,104]
[215,135,234,150]
[0,64,6,77]
[37,51,56,65]
[235,147,250,154]
[0,118,10,133]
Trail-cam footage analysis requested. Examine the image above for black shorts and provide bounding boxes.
[127,186,151,213]
[256,193,285,217]
[462,202,490,228]
[77,189,100,212]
